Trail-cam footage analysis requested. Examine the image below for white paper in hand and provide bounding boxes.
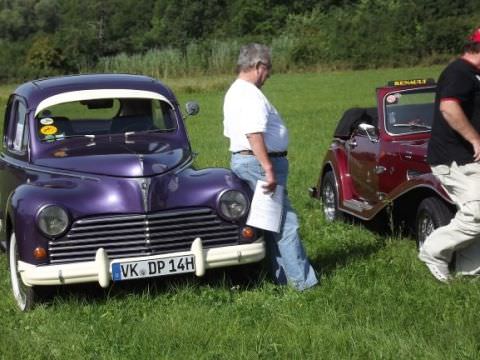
[246,180,284,233]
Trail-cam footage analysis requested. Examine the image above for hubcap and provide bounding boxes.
[322,182,336,221]
[417,212,434,249]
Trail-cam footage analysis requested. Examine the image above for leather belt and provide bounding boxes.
[233,150,288,157]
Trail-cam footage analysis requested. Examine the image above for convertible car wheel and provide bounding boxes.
[321,171,344,222]
[9,233,36,311]
[415,197,453,250]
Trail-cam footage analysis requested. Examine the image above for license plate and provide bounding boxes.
[111,255,195,281]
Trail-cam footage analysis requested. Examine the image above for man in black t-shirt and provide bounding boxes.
[419,28,480,282]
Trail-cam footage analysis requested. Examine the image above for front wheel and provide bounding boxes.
[8,232,36,311]
[415,197,454,249]
[320,171,344,222]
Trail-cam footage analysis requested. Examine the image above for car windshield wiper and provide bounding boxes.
[392,123,431,130]
[143,128,176,133]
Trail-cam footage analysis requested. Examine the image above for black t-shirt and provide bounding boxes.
[427,58,480,165]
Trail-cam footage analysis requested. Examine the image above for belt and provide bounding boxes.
[233,150,288,157]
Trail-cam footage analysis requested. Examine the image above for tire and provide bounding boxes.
[8,232,36,311]
[320,171,344,222]
[415,197,454,250]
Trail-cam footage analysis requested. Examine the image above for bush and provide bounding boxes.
[25,36,65,78]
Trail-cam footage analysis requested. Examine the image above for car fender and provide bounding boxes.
[359,174,454,221]
[386,172,453,206]
[320,143,354,203]
[149,167,253,212]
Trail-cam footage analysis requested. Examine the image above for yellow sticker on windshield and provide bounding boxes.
[40,125,58,135]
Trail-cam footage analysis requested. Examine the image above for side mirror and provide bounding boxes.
[185,101,200,117]
[358,123,379,143]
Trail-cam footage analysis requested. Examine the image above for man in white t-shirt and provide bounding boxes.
[223,43,318,290]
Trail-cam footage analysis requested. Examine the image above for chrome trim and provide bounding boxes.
[0,153,100,182]
[173,155,194,174]
[383,86,436,137]
[133,177,152,213]
[216,189,249,221]
[406,169,428,180]
[138,154,144,174]
[35,204,71,239]
[48,208,242,264]
[343,199,372,211]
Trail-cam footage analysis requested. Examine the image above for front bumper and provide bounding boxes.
[18,237,265,287]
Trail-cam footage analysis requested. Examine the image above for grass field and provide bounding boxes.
[2,67,480,359]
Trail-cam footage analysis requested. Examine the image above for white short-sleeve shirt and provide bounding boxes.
[223,79,289,152]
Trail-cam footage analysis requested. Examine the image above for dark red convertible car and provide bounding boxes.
[310,79,480,275]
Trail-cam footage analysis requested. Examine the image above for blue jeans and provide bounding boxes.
[231,154,319,290]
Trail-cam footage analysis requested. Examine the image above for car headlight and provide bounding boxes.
[218,190,248,221]
[37,205,70,237]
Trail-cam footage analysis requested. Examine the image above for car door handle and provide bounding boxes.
[375,165,386,174]
[348,139,357,148]
[402,151,413,160]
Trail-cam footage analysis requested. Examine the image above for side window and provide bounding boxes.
[152,100,176,130]
[9,101,28,153]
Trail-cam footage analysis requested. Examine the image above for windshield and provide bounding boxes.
[36,97,177,142]
[384,88,435,135]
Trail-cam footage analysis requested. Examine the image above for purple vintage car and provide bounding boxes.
[1,74,265,311]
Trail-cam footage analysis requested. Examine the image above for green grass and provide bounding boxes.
[3,67,480,359]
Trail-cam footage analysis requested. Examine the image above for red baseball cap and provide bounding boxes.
[469,28,480,43]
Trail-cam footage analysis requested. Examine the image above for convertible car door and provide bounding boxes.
[346,128,381,205]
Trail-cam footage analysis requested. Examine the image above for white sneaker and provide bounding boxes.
[423,262,452,283]
[418,249,452,283]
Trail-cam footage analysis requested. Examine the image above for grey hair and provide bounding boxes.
[236,43,271,72]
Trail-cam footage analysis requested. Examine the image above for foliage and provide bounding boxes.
[25,36,64,77]
[0,0,479,81]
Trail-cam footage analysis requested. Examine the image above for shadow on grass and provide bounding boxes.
[31,212,407,308]
[311,212,396,276]
[39,262,269,308]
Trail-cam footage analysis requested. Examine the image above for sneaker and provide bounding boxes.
[418,249,452,283]
[423,262,452,283]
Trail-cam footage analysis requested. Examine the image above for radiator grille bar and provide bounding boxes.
[49,208,240,264]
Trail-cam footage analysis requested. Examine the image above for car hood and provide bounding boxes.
[34,138,190,177]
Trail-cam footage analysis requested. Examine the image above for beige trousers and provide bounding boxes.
[423,162,480,264]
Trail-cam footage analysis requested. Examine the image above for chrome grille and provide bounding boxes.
[48,208,240,264]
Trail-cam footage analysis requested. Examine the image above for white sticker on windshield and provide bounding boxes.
[386,94,397,104]
[40,117,54,125]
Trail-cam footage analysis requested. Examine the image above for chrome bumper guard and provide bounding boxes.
[18,237,265,288]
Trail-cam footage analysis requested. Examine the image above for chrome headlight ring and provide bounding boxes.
[218,190,249,221]
[36,205,70,238]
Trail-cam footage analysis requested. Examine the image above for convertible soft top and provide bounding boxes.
[333,107,378,139]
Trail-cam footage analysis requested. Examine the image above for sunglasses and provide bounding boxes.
[257,62,272,70]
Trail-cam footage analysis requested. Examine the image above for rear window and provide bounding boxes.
[36,98,177,142]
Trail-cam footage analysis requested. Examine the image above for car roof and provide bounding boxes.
[13,74,177,110]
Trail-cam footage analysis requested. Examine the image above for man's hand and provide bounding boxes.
[473,140,480,161]
[263,168,277,193]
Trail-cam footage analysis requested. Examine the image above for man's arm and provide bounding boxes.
[246,132,277,192]
[440,100,480,161]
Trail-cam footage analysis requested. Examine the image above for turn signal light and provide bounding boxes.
[33,247,47,260]
[241,226,255,239]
